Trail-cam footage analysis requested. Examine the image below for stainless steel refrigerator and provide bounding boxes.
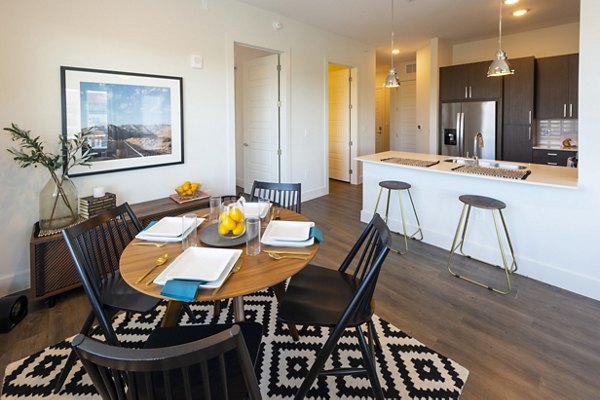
[440,101,496,159]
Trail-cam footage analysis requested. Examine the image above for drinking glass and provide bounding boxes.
[258,197,271,227]
[245,217,261,256]
[182,214,198,251]
[209,196,222,225]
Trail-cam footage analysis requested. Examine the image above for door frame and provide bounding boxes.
[227,40,291,194]
[324,60,358,188]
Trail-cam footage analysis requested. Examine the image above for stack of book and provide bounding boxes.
[80,193,117,219]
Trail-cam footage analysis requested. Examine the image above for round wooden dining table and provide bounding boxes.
[120,207,319,333]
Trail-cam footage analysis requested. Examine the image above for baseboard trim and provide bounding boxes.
[0,270,30,298]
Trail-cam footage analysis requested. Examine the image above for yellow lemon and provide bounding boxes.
[219,211,229,222]
[218,223,230,236]
[229,207,244,222]
[191,183,200,191]
[182,181,191,190]
[222,217,237,231]
[232,222,245,236]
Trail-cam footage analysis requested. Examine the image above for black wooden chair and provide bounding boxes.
[278,214,392,400]
[72,322,263,399]
[55,203,195,392]
[248,181,303,340]
[249,181,301,213]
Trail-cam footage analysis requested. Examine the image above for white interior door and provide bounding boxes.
[375,87,390,153]
[328,67,350,181]
[398,80,417,151]
[243,54,279,194]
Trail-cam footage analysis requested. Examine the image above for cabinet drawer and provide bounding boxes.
[532,149,572,166]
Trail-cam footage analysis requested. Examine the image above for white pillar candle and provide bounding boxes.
[93,186,105,198]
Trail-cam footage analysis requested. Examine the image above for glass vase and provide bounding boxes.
[39,174,79,231]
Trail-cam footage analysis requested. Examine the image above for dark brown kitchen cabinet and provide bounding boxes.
[532,149,573,166]
[535,54,579,119]
[502,57,535,162]
[439,61,502,101]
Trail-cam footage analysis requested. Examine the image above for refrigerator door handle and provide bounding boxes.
[458,112,465,157]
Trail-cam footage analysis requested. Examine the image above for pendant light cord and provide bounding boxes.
[390,0,395,69]
[498,0,503,51]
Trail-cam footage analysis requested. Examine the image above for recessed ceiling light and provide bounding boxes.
[513,9,529,16]
[392,49,400,55]
[504,0,519,4]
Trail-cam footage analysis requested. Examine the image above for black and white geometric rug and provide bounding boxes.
[2,289,468,399]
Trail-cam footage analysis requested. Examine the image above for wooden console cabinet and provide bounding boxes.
[29,197,210,303]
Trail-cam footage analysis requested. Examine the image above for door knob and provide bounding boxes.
[243,143,249,147]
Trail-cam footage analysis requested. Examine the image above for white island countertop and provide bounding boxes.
[357,151,578,189]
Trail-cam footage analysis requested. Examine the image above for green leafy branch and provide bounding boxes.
[3,123,95,174]
[3,123,97,223]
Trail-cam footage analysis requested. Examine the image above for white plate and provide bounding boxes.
[154,247,242,285]
[263,220,314,242]
[142,217,186,238]
[135,217,205,242]
[261,236,315,248]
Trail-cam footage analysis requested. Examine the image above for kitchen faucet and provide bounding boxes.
[473,132,484,165]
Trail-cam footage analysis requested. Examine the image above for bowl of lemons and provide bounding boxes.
[218,201,246,239]
[175,181,201,198]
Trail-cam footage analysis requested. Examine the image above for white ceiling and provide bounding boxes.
[235,0,580,61]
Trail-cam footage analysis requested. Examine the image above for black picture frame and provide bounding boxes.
[61,66,184,176]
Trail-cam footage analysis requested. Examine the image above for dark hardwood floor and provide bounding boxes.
[2,179,599,399]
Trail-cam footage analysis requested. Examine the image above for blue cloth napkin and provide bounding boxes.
[310,227,324,243]
[144,220,158,230]
[160,279,204,302]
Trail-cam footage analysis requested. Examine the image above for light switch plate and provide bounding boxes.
[190,55,203,69]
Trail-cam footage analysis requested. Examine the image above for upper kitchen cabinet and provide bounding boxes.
[502,57,535,162]
[439,61,502,101]
[535,54,579,119]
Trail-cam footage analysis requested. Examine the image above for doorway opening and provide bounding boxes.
[234,43,282,194]
[328,63,357,183]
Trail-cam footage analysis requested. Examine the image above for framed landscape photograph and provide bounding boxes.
[61,66,183,176]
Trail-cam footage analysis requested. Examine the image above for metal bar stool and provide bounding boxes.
[447,194,518,295]
[374,180,423,254]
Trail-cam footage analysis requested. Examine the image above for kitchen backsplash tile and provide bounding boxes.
[537,119,578,147]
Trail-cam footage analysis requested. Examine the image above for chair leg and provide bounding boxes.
[447,203,468,278]
[498,210,518,273]
[213,300,222,316]
[182,303,197,323]
[54,310,95,393]
[367,319,382,353]
[397,190,409,255]
[407,189,424,241]
[272,282,299,341]
[294,325,346,400]
[356,326,385,400]
[449,206,516,295]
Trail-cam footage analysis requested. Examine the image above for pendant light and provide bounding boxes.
[384,0,400,88]
[487,0,514,77]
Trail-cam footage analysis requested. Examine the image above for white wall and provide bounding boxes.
[0,0,375,296]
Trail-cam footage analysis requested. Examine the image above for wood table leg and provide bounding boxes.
[233,296,246,322]
[161,301,184,327]
[272,282,299,341]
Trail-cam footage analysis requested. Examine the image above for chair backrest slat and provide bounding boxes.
[72,324,262,400]
[337,214,391,326]
[250,181,302,213]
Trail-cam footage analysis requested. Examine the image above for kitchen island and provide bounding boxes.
[357,151,589,298]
